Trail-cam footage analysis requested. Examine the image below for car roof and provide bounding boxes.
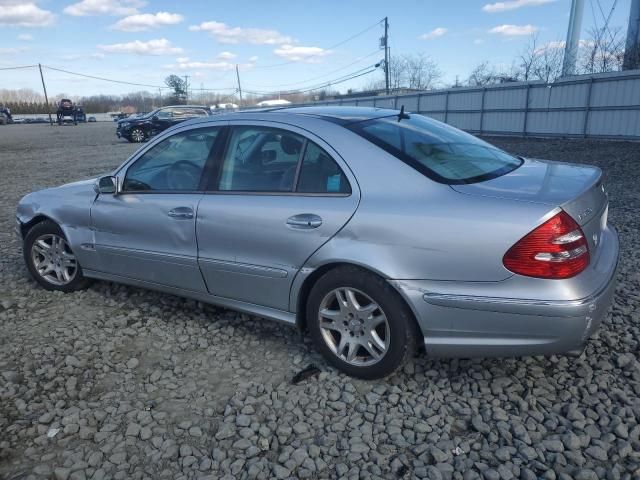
[257,106,398,124]
[183,106,399,126]
[160,104,210,109]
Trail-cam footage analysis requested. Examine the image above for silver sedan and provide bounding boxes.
[16,107,619,379]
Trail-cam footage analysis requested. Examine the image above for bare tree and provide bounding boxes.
[580,26,625,74]
[404,53,442,90]
[533,42,564,82]
[467,61,499,86]
[518,34,540,81]
[364,53,442,92]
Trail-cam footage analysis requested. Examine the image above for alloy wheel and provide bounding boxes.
[131,129,145,142]
[318,287,390,367]
[30,234,77,286]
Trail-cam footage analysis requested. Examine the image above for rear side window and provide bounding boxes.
[347,115,522,184]
[297,141,351,194]
[218,126,303,192]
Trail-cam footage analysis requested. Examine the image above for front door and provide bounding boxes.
[196,122,359,311]
[91,126,223,291]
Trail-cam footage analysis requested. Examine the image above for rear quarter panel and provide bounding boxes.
[298,125,555,282]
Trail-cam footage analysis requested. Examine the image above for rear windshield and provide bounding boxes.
[347,114,522,184]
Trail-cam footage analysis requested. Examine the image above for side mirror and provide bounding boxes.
[152,114,159,121]
[95,175,118,195]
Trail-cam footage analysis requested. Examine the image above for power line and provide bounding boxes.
[42,65,238,93]
[250,18,384,70]
[244,49,382,89]
[43,65,167,89]
[0,64,38,71]
[243,64,379,96]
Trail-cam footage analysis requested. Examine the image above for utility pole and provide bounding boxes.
[623,0,640,70]
[561,0,585,77]
[235,64,243,108]
[38,63,53,126]
[158,88,162,107]
[383,17,390,94]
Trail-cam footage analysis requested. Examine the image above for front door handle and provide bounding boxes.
[168,207,194,219]
[286,214,322,229]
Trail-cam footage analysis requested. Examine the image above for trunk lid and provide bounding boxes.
[451,157,609,259]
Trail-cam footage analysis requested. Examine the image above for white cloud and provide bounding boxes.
[535,39,593,54]
[189,21,293,45]
[217,51,236,60]
[0,46,28,54]
[0,3,55,27]
[61,52,105,60]
[168,60,236,71]
[474,38,485,44]
[482,0,556,12]
[110,11,183,31]
[98,38,183,55]
[18,33,33,40]
[489,24,538,36]
[64,0,146,17]
[248,55,258,62]
[165,56,257,71]
[273,44,332,63]
[419,27,448,40]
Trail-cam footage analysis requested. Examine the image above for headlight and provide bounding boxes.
[120,122,129,128]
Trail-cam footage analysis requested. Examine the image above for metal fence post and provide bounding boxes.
[523,84,531,136]
[583,77,594,137]
[444,91,449,124]
[479,88,486,134]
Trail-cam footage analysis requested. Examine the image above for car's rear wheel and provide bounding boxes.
[24,220,91,292]
[307,266,417,379]
[130,128,146,143]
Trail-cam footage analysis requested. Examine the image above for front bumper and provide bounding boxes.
[392,227,620,358]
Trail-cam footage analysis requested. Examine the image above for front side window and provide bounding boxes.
[218,126,304,192]
[347,114,522,184]
[123,127,219,191]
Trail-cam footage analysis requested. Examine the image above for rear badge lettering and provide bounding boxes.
[578,208,593,221]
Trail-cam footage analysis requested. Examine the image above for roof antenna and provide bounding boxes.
[397,105,410,122]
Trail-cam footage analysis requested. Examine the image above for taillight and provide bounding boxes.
[503,210,589,279]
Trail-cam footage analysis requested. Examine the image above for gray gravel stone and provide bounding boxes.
[1,129,639,480]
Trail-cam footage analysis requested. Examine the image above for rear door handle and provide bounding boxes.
[168,207,194,219]
[286,214,322,229]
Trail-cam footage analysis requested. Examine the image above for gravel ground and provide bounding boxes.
[1,123,639,480]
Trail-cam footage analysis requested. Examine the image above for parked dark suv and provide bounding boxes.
[116,105,211,143]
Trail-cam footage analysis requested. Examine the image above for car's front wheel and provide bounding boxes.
[129,128,146,143]
[307,266,417,379]
[24,220,91,292]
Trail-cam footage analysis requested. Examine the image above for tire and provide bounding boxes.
[23,220,91,293]
[130,128,146,143]
[306,265,418,379]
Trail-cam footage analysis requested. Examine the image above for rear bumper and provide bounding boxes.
[392,227,619,358]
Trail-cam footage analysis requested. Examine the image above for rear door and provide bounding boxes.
[196,120,360,311]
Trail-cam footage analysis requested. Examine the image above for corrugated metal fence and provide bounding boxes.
[294,69,640,140]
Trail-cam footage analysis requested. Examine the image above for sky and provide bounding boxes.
[0,0,633,100]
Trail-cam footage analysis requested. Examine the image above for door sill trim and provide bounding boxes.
[83,269,297,326]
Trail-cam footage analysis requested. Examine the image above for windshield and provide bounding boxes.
[347,114,522,184]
